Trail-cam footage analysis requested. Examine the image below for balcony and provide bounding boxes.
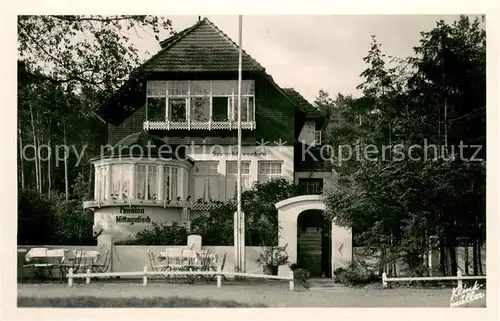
[83,199,192,210]
[143,120,257,131]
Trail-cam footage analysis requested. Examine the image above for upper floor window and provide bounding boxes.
[314,130,322,145]
[146,80,255,123]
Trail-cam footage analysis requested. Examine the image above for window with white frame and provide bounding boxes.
[226,161,251,200]
[146,80,256,123]
[194,161,219,202]
[136,165,147,200]
[98,166,108,201]
[258,161,283,182]
[147,165,158,200]
[314,130,322,145]
[110,164,131,200]
[163,166,179,201]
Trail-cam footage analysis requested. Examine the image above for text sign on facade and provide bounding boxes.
[211,151,266,157]
[115,207,152,225]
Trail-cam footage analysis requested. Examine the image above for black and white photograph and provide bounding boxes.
[7,6,494,313]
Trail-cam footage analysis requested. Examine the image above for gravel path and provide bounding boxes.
[17,283,486,307]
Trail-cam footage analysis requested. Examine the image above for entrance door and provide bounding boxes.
[296,209,332,277]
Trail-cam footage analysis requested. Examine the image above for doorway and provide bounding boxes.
[296,209,332,278]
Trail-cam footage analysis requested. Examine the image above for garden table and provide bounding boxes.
[24,248,67,282]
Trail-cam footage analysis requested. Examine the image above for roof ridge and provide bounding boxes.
[159,19,203,48]
[142,20,204,70]
[203,17,265,71]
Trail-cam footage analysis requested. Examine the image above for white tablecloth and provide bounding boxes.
[25,248,66,262]
[25,248,100,262]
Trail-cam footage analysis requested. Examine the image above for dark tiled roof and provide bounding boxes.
[99,18,308,126]
[142,18,265,73]
[282,88,323,119]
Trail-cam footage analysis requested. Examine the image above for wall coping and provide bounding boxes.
[275,194,324,210]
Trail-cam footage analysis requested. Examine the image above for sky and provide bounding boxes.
[132,15,482,102]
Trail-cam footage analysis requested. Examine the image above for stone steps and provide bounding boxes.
[307,278,346,292]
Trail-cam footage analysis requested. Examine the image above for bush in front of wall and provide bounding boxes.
[333,262,380,286]
[115,222,189,245]
[289,264,311,289]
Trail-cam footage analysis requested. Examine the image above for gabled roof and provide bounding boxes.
[99,17,309,125]
[142,17,265,73]
[282,88,324,119]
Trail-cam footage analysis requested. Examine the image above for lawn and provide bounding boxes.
[17,282,487,307]
[18,296,267,307]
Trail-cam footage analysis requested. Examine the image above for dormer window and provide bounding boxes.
[144,80,256,130]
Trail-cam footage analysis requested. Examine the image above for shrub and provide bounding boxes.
[18,188,95,245]
[293,268,311,289]
[118,222,188,245]
[334,262,380,286]
[256,244,289,267]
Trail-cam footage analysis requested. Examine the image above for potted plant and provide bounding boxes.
[256,244,289,275]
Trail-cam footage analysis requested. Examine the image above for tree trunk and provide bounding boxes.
[477,231,484,275]
[449,245,457,277]
[439,238,447,275]
[47,138,51,198]
[464,238,469,275]
[472,239,478,276]
[29,102,40,191]
[88,163,93,199]
[37,135,42,193]
[64,125,69,201]
[18,127,25,191]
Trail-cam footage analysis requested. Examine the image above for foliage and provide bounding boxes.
[122,222,189,245]
[333,262,380,286]
[322,15,486,277]
[289,264,311,289]
[190,201,236,246]
[17,15,175,204]
[255,244,290,267]
[190,178,299,246]
[18,188,94,245]
[242,178,299,246]
[18,15,173,95]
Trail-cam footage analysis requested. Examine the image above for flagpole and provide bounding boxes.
[237,14,244,274]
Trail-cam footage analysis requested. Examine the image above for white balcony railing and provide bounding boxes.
[143,120,257,131]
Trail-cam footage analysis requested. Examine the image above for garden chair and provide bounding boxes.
[59,249,82,283]
[24,248,63,283]
[165,248,185,282]
[210,252,228,282]
[147,248,169,282]
[181,249,198,266]
[92,249,111,273]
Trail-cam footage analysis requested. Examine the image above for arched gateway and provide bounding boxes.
[275,195,352,277]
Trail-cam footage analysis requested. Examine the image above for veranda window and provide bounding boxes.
[163,166,179,201]
[147,165,158,200]
[136,165,146,200]
[98,166,108,201]
[111,164,131,200]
